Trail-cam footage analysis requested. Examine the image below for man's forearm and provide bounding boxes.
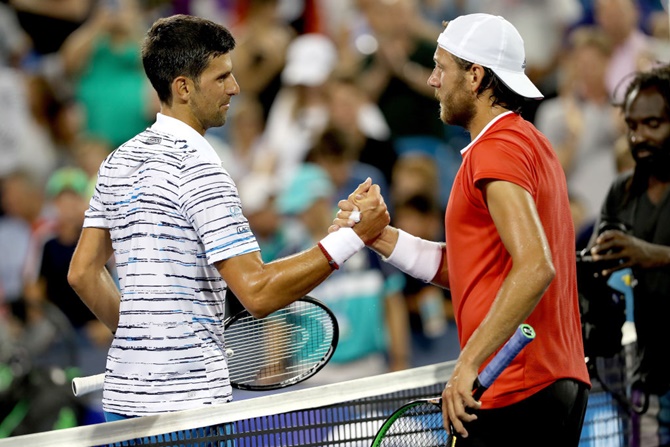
[71,267,121,333]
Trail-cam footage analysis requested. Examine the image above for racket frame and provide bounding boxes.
[224,295,340,391]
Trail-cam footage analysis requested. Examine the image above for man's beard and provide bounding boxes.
[440,90,475,129]
[632,144,670,182]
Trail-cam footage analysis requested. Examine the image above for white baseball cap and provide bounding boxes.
[437,13,543,99]
[237,173,277,215]
[281,34,337,87]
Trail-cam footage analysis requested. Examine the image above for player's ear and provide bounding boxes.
[469,64,486,93]
[172,76,193,103]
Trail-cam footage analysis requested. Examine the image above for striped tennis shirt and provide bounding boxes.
[84,113,260,416]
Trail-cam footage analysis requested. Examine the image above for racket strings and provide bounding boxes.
[377,403,447,447]
[226,310,331,364]
[225,302,335,386]
[226,326,332,382]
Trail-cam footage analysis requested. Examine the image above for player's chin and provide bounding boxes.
[213,113,227,128]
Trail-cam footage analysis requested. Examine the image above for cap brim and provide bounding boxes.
[281,65,329,86]
[493,68,544,100]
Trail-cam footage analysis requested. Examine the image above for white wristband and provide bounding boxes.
[319,227,365,269]
[384,229,442,282]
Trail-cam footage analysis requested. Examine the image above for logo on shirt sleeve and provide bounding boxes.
[143,136,162,145]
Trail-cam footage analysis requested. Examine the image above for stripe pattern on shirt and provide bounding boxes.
[84,119,259,415]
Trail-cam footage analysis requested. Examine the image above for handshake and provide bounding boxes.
[318,176,442,284]
[328,177,390,246]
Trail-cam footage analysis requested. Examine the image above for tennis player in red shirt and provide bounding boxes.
[333,13,590,446]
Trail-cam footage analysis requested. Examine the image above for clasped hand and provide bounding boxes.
[328,178,389,244]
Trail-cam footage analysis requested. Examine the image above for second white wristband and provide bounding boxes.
[319,227,365,268]
[384,229,443,282]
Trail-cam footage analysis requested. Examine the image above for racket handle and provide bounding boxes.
[72,373,105,397]
[472,324,536,400]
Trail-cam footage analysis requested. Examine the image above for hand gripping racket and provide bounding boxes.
[72,296,339,396]
[370,324,536,447]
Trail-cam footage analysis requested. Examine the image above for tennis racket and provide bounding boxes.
[72,296,339,396]
[370,324,536,447]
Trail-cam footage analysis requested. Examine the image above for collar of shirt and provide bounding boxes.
[151,113,222,165]
[461,111,515,155]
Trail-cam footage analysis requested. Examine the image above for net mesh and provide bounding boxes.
[0,359,632,447]
[373,400,445,447]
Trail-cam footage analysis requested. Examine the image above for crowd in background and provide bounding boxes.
[0,0,668,433]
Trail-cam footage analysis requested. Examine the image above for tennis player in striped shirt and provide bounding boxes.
[67,14,389,421]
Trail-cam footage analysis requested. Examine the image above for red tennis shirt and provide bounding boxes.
[445,112,590,409]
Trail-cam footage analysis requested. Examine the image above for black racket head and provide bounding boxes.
[223,296,339,390]
[371,398,448,447]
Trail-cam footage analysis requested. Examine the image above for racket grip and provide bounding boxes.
[72,373,105,397]
[472,324,536,400]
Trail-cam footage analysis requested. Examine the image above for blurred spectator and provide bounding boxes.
[22,167,111,374]
[70,135,112,192]
[0,170,56,323]
[392,192,460,367]
[170,0,237,24]
[0,3,31,68]
[0,214,30,319]
[276,162,409,381]
[647,6,670,40]
[25,168,94,328]
[390,152,440,208]
[577,0,666,37]
[326,76,396,185]
[25,73,79,161]
[60,0,156,148]
[272,0,327,35]
[594,0,652,103]
[305,127,391,213]
[261,33,337,184]
[9,0,92,64]
[415,0,471,33]
[237,172,302,264]
[312,0,360,72]
[0,66,30,180]
[354,0,462,207]
[230,0,295,122]
[355,0,444,142]
[215,95,271,183]
[0,69,61,185]
[535,26,622,224]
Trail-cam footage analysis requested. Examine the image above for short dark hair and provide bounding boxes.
[621,64,670,115]
[141,14,236,105]
[450,54,526,114]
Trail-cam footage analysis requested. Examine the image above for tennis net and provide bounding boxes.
[0,359,629,447]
